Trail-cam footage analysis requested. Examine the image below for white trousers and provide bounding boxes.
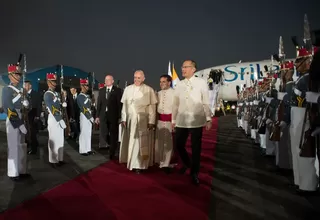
[259,134,266,149]
[47,114,64,163]
[79,113,92,154]
[250,129,256,140]
[290,107,318,191]
[6,118,27,177]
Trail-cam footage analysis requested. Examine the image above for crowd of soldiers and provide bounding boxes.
[236,19,320,194]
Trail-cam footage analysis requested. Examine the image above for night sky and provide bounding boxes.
[0,0,319,88]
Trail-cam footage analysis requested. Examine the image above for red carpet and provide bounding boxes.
[0,118,217,220]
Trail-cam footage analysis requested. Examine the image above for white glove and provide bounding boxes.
[266,119,272,125]
[305,92,320,104]
[279,121,287,128]
[311,127,320,137]
[62,102,67,107]
[22,100,29,107]
[59,120,66,129]
[265,97,273,104]
[89,117,94,123]
[19,124,27,134]
[40,112,44,117]
[277,92,287,101]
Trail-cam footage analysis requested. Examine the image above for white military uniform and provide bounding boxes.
[290,73,318,191]
[2,83,28,177]
[77,92,94,154]
[155,88,174,168]
[43,89,66,164]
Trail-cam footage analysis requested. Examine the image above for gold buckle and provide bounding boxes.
[297,96,305,107]
[51,105,60,115]
[7,108,17,119]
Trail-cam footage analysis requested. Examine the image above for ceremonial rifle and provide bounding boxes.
[270,37,285,141]
[60,65,71,137]
[90,72,98,130]
[258,73,272,135]
[300,14,317,157]
[21,53,32,143]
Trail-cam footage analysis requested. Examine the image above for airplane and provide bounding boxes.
[195,59,297,101]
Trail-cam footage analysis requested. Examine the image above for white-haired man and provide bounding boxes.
[119,70,158,173]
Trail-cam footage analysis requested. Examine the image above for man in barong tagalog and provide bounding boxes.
[154,75,174,173]
[172,60,212,186]
[119,70,158,174]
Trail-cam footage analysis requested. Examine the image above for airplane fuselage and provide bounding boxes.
[195,59,297,101]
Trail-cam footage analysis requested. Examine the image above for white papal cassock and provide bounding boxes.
[119,84,158,170]
[155,88,174,168]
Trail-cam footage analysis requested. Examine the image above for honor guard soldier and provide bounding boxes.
[77,78,95,156]
[275,61,295,170]
[289,47,318,193]
[2,63,29,180]
[305,47,320,184]
[43,73,67,167]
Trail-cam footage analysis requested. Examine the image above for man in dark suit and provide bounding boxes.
[24,80,42,155]
[67,87,80,140]
[96,75,122,159]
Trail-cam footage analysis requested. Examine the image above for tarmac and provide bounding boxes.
[0,116,319,219]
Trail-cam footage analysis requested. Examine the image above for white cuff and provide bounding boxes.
[277,92,287,101]
[265,97,273,104]
[294,88,302,96]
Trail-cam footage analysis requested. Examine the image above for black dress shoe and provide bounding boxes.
[134,169,141,174]
[50,163,58,168]
[88,151,95,155]
[296,189,318,196]
[81,153,89,156]
[179,166,188,174]
[10,176,20,181]
[19,174,31,178]
[28,150,37,155]
[162,167,172,174]
[191,175,200,186]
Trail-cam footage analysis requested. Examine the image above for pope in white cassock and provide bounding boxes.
[154,75,174,173]
[119,70,158,174]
